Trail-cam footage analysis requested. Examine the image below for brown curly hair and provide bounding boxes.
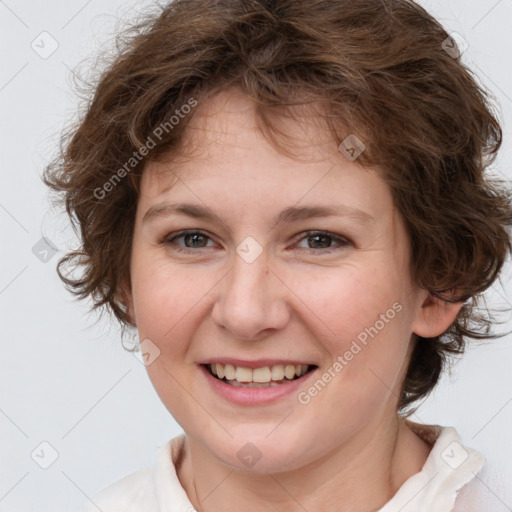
[43,0,512,411]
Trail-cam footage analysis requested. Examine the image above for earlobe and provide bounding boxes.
[412,290,464,338]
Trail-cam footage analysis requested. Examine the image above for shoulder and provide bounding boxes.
[453,464,507,512]
[79,465,156,512]
[78,436,187,512]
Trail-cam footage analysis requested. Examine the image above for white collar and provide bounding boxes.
[377,423,485,511]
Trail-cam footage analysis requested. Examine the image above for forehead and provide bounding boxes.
[142,86,378,192]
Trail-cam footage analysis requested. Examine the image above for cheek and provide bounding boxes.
[292,260,407,343]
[298,262,414,397]
[130,258,212,416]
[131,252,213,341]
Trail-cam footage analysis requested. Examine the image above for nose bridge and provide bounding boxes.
[212,248,289,339]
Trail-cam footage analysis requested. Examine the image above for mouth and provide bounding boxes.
[201,362,318,388]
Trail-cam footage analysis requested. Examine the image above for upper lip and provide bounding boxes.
[200,358,317,369]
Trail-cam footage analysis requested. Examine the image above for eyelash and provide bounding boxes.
[161,229,351,254]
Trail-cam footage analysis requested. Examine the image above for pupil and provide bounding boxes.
[310,235,330,249]
[186,233,206,248]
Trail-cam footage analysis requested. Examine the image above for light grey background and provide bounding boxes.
[0,1,511,511]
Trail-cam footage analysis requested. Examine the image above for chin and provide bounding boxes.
[203,430,315,475]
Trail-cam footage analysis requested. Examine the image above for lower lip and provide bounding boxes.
[199,364,318,406]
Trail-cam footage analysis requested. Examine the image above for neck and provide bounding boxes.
[176,415,431,512]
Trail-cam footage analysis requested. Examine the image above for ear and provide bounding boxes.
[411,289,464,338]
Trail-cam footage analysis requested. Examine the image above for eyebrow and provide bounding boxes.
[142,202,375,226]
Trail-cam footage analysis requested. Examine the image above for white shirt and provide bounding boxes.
[77,423,489,512]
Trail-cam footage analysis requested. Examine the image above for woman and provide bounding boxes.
[45,0,512,510]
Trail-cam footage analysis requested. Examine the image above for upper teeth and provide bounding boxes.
[210,363,309,383]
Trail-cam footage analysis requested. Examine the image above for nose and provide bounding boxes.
[211,249,290,340]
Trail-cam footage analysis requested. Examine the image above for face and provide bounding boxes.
[126,87,432,473]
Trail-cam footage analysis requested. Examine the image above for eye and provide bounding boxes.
[294,230,351,253]
[162,230,217,252]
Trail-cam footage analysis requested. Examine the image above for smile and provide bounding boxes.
[205,363,315,388]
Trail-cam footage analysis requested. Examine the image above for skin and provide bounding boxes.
[124,86,463,511]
